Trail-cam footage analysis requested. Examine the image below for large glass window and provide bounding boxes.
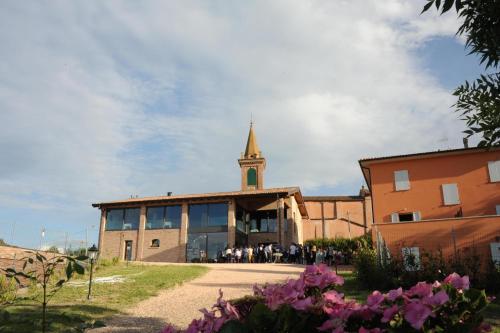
[146,205,182,229]
[208,203,228,227]
[188,203,228,232]
[188,204,207,229]
[248,210,277,233]
[106,208,140,231]
[106,209,125,231]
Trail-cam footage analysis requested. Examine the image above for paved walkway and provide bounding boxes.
[90,263,305,333]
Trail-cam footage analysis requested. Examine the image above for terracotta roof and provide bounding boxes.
[303,195,364,202]
[92,186,308,217]
[359,146,499,164]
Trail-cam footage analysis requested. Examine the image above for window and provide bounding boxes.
[391,211,421,223]
[394,170,410,191]
[442,183,460,205]
[188,203,228,232]
[146,205,182,229]
[151,239,160,247]
[106,208,140,231]
[402,247,420,271]
[398,213,413,222]
[247,168,257,186]
[249,210,277,233]
[496,205,500,215]
[488,161,500,182]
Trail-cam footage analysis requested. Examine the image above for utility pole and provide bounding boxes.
[10,221,16,245]
[85,227,88,255]
[64,232,68,254]
[40,228,45,250]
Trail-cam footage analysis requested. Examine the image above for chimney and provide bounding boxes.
[463,138,469,148]
[167,192,172,196]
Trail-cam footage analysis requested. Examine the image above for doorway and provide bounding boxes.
[124,240,133,261]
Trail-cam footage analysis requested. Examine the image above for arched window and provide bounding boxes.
[247,168,257,186]
[151,239,160,248]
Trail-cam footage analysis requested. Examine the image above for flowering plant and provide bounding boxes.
[161,265,491,333]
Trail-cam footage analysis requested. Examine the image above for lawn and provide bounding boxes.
[337,271,500,332]
[0,263,208,333]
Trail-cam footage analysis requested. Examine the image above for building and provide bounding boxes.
[93,124,372,262]
[359,146,500,263]
[302,190,372,240]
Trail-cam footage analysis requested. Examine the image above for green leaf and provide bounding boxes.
[442,0,454,13]
[421,1,434,13]
[73,262,85,275]
[219,320,249,333]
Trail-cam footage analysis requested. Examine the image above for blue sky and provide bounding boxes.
[0,1,488,249]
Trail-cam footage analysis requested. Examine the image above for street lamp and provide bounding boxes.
[87,244,99,300]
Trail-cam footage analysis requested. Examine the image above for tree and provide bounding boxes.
[422,0,500,146]
[3,251,86,333]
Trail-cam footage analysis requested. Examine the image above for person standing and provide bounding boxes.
[247,245,253,263]
[289,243,296,263]
[225,246,233,263]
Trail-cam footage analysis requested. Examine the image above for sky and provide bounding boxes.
[0,1,488,250]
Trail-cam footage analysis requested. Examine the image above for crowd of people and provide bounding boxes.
[217,243,346,265]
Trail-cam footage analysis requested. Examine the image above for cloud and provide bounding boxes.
[0,0,467,220]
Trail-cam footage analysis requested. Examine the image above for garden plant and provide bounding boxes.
[160,264,491,333]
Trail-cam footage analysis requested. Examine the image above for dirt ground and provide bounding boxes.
[89,263,305,333]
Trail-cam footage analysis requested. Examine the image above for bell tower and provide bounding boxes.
[238,122,266,191]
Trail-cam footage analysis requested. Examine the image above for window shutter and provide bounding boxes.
[413,211,421,221]
[394,170,410,191]
[391,213,399,222]
[488,161,500,182]
[442,183,460,205]
[496,205,500,215]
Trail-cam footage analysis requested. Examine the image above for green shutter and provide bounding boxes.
[247,168,257,186]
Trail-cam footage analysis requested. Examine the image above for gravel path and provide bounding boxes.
[89,263,305,333]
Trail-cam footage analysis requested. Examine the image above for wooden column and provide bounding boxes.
[279,198,285,245]
[180,203,189,262]
[228,199,236,247]
[136,205,146,261]
[98,208,106,255]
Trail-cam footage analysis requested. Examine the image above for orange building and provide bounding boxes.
[359,147,500,263]
[302,190,372,241]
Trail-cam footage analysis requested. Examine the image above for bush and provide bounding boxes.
[353,245,500,295]
[0,275,17,305]
[160,265,491,333]
[305,235,372,264]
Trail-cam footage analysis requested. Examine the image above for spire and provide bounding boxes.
[244,122,261,158]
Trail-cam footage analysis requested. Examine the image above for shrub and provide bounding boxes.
[305,235,372,264]
[160,265,491,333]
[0,275,17,305]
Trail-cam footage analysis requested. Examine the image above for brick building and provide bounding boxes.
[359,146,500,264]
[93,124,372,262]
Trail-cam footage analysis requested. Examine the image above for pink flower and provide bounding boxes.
[444,273,470,290]
[291,296,314,310]
[408,282,433,298]
[386,287,402,301]
[359,328,382,333]
[424,290,449,307]
[160,325,177,333]
[381,304,399,323]
[404,301,432,329]
[366,291,384,310]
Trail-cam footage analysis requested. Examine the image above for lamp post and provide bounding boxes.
[87,244,99,300]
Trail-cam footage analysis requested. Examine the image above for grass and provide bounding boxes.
[0,263,208,333]
[337,271,500,332]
